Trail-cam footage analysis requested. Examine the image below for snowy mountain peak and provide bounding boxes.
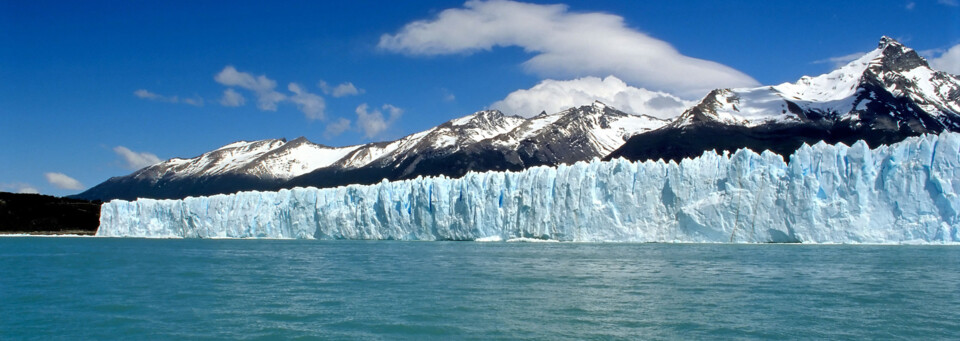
[448,109,514,128]
[672,37,959,128]
[591,100,607,110]
[873,36,928,73]
[878,35,898,48]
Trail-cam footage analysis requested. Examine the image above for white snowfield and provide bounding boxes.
[97,133,960,243]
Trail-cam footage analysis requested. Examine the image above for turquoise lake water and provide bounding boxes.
[1,238,959,340]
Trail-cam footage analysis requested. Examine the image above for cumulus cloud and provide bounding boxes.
[220,88,246,107]
[324,117,352,138]
[378,0,758,97]
[1,183,39,194]
[318,81,364,97]
[927,43,960,75]
[491,76,694,119]
[288,83,326,120]
[44,172,84,190]
[113,146,162,170]
[134,89,203,107]
[356,104,402,139]
[214,66,286,111]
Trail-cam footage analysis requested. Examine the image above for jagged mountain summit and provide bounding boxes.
[77,103,664,200]
[608,36,960,162]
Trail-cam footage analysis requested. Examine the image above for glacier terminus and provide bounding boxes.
[97,133,960,243]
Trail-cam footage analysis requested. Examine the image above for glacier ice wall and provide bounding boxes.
[97,134,960,243]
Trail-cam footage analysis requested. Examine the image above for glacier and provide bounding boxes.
[97,133,960,243]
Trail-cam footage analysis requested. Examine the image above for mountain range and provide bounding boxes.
[75,37,960,201]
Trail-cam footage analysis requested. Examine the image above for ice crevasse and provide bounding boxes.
[97,133,960,243]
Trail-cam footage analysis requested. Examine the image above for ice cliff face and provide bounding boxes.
[97,133,960,243]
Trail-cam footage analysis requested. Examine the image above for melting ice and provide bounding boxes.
[97,134,960,243]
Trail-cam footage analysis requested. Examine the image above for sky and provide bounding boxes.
[2,0,959,196]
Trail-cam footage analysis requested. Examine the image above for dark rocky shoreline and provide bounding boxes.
[0,192,101,235]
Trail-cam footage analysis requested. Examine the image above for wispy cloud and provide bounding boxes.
[441,88,456,102]
[491,76,693,119]
[813,52,867,69]
[215,66,332,120]
[288,83,326,120]
[134,89,203,107]
[182,97,204,106]
[927,43,960,74]
[1,182,39,194]
[324,117,352,138]
[318,81,364,97]
[214,66,286,111]
[113,146,162,170]
[44,172,84,190]
[379,0,757,97]
[939,0,958,7]
[356,104,402,139]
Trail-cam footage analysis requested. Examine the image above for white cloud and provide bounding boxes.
[288,83,326,120]
[441,88,456,102]
[1,183,39,194]
[134,89,165,101]
[113,146,162,170]
[133,89,203,107]
[18,186,39,194]
[906,1,916,10]
[814,52,867,69]
[939,0,958,6]
[319,81,364,97]
[220,88,246,107]
[928,43,960,75]
[491,76,694,119]
[182,97,204,107]
[378,0,758,97]
[324,117,352,138]
[44,172,84,190]
[356,103,402,139]
[214,66,286,111]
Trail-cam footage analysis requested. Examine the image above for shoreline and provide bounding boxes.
[0,230,96,236]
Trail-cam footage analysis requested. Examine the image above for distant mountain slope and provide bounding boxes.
[76,137,360,200]
[607,37,960,163]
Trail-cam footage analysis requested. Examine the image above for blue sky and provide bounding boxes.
[2,0,959,196]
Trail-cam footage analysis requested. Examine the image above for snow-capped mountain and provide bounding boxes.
[76,137,360,200]
[158,137,359,180]
[608,36,960,162]
[76,103,662,200]
[487,101,665,162]
[330,109,526,170]
[78,36,957,201]
[285,102,664,189]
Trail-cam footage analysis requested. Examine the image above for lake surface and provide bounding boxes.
[1,238,959,340]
